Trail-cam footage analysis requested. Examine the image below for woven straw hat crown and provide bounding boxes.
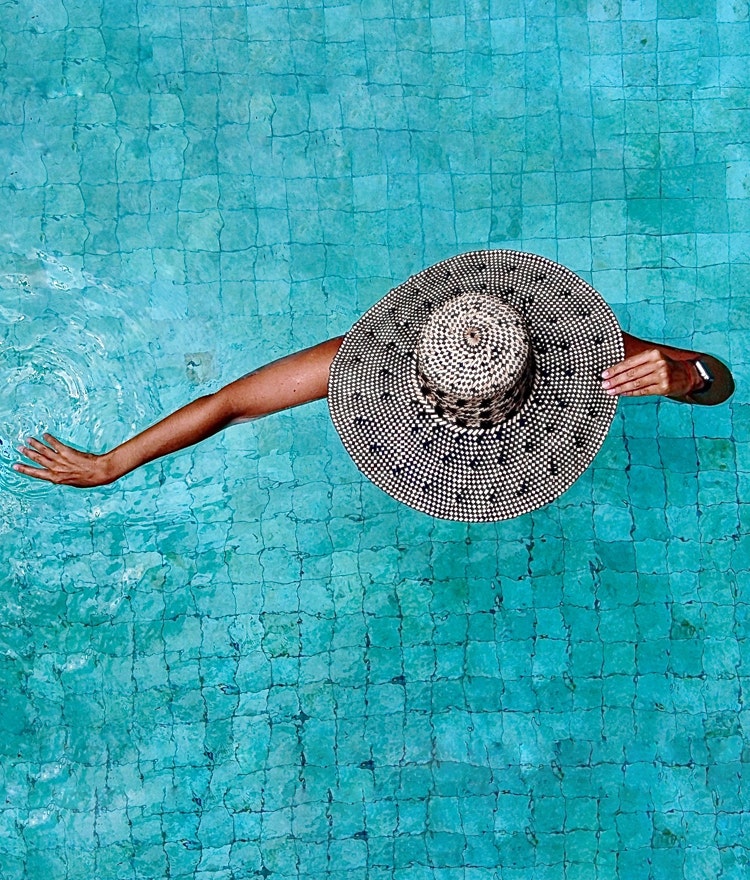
[416,294,536,429]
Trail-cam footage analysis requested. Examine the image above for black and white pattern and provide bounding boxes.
[416,295,536,429]
[328,250,624,521]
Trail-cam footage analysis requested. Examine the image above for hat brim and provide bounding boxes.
[328,250,624,521]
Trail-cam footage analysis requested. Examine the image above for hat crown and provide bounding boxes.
[416,293,536,428]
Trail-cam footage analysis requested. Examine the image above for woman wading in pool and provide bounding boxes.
[14,251,734,521]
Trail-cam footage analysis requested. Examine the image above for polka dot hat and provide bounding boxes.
[328,250,624,521]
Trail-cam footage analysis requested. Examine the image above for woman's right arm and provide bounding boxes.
[602,333,735,406]
[14,336,343,488]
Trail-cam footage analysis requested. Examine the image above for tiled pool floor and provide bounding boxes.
[1,1,748,878]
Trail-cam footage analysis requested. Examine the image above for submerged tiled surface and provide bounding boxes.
[1,0,749,878]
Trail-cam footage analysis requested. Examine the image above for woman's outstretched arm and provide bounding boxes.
[14,337,344,487]
[13,327,735,489]
[602,333,734,406]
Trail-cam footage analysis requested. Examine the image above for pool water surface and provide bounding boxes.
[0,1,748,878]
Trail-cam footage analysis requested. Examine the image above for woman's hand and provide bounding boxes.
[601,348,701,399]
[13,434,114,488]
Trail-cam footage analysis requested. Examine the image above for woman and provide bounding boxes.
[11,333,733,484]
[13,250,734,521]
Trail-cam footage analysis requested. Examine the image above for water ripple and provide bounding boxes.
[0,251,161,508]
[0,249,242,534]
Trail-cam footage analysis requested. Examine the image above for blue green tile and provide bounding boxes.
[1,0,748,878]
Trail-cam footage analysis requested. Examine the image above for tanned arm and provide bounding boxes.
[14,337,344,487]
[602,333,734,406]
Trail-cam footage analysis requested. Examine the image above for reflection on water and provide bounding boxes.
[0,249,256,535]
[0,251,168,512]
[0,332,93,495]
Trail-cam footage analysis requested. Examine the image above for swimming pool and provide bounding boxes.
[1,1,748,878]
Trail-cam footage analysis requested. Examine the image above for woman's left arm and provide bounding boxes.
[601,333,735,406]
[14,337,344,487]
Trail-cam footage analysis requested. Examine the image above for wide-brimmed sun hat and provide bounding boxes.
[328,250,624,521]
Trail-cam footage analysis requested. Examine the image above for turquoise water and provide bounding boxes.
[1,1,748,878]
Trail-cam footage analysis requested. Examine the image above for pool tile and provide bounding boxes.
[1,0,748,877]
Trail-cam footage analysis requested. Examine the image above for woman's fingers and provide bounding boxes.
[13,434,109,487]
[15,437,62,480]
[603,349,658,380]
[22,436,60,462]
[17,435,66,468]
[602,349,694,398]
[13,462,57,482]
[41,432,66,453]
[602,362,665,396]
[606,377,668,397]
